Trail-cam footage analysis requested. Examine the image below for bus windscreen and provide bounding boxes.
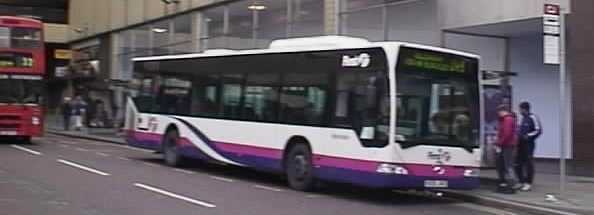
[395,47,480,149]
[0,75,43,104]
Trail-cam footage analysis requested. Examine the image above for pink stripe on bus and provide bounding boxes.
[313,155,379,172]
[214,141,283,159]
[132,132,162,141]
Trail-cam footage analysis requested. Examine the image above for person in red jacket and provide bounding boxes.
[495,104,520,191]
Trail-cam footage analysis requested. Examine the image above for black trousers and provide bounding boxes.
[63,115,71,131]
[515,139,535,184]
[496,147,517,185]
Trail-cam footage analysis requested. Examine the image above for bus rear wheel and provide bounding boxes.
[163,129,183,167]
[285,144,315,191]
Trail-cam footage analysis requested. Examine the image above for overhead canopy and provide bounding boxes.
[446,18,542,38]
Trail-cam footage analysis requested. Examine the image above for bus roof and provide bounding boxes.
[133,36,479,62]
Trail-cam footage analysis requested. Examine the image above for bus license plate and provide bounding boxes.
[424,180,448,188]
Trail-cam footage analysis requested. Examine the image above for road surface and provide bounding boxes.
[0,134,522,215]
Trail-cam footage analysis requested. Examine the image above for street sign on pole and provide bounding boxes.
[544,3,567,195]
[544,4,561,65]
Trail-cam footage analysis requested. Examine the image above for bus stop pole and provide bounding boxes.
[558,9,567,195]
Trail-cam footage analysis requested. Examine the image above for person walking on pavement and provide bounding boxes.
[60,97,72,131]
[72,95,87,131]
[495,104,520,193]
[515,102,542,191]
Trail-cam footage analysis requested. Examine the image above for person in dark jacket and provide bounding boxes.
[495,104,520,191]
[72,95,87,131]
[515,102,542,191]
[61,97,72,131]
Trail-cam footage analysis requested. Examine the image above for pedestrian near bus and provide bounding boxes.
[515,102,542,191]
[72,95,87,131]
[495,104,520,192]
[60,97,72,131]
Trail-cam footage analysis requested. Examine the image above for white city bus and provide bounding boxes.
[125,36,482,190]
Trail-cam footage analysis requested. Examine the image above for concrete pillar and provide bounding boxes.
[324,0,339,35]
[110,34,120,80]
[191,12,203,52]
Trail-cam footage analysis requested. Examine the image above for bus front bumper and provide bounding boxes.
[315,166,481,190]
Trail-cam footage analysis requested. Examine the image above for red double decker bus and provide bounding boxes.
[0,16,45,142]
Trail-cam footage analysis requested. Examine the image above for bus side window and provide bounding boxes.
[157,77,192,115]
[279,72,328,125]
[221,73,244,119]
[190,74,220,117]
[130,75,157,113]
[242,73,279,121]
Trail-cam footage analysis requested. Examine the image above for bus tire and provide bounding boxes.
[285,144,315,191]
[163,129,183,167]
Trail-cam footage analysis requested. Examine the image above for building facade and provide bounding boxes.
[68,0,589,175]
[568,0,594,176]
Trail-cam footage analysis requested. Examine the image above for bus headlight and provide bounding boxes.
[32,117,40,125]
[376,163,408,175]
[464,169,480,177]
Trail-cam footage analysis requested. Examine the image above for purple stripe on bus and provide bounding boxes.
[178,138,194,146]
[178,145,210,160]
[221,152,283,171]
[127,138,161,150]
[214,141,283,159]
[313,155,379,172]
[130,131,162,142]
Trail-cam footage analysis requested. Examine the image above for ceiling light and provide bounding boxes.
[248,4,267,11]
[152,28,168,33]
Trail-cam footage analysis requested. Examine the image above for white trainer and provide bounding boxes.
[521,184,532,191]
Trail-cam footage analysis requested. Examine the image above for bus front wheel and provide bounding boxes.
[163,129,183,167]
[286,144,315,191]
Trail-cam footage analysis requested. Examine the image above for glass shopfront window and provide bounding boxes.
[255,0,288,48]
[132,25,152,55]
[340,6,384,41]
[116,0,327,81]
[119,30,134,54]
[290,0,324,37]
[386,0,439,45]
[340,0,439,45]
[228,1,256,50]
[173,14,192,44]
[152,20,172,55]
[200,6,226,50]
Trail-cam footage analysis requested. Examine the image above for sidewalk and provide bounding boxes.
[43,118,593,215]
[45,114,126,145]
[447,169,594,215]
